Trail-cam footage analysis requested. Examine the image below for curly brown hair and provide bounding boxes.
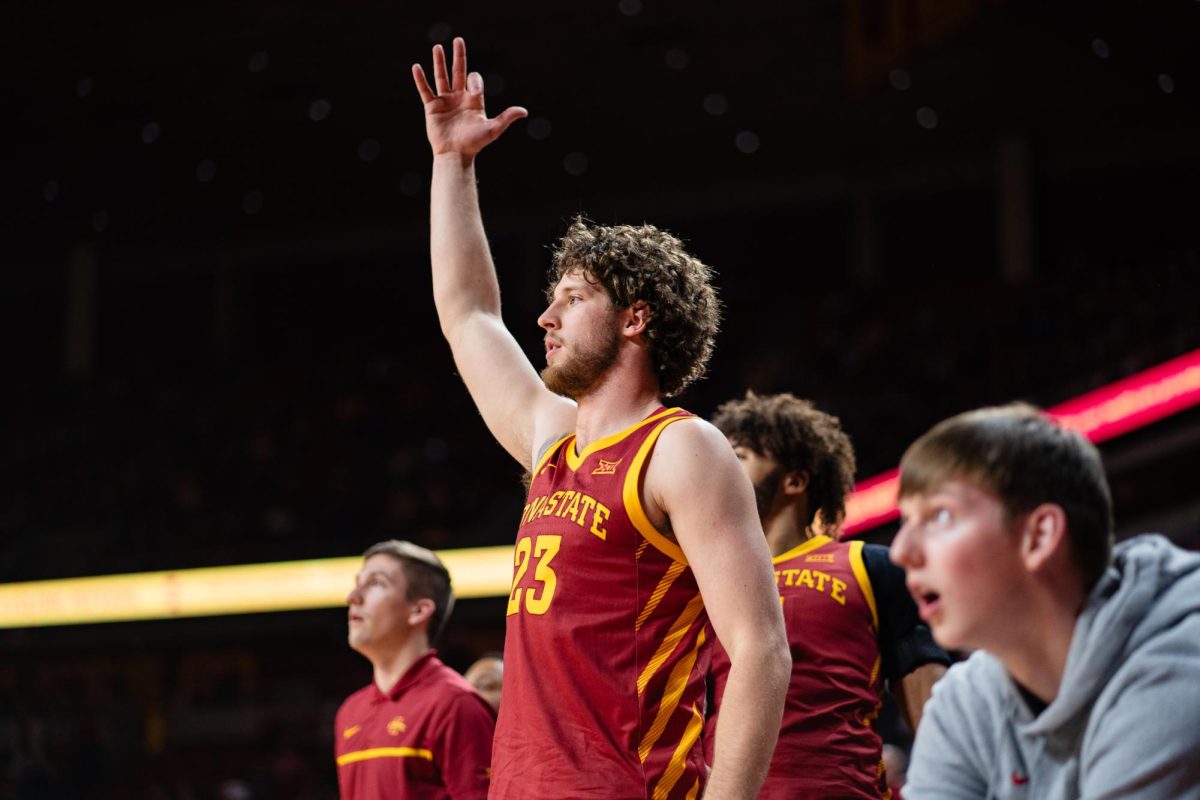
[712,391,857,531]
[548,217,721,397]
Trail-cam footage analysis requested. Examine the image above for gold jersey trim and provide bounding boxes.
[336,746,434,767]
[772,534,833,564]
[622,415,691,565]
[636,561,687,633]
[848,540,879,630]
[564,407,682,472]
[653,703,705,800]
[639,627,706,762]
[869,654,882,690]
[533,433,573,476]
[637,593,706,697]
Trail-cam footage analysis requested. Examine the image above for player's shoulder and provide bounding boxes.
[644,417,742,504]
[860,541,903,581]
[652,414,733,460]
[861,541,891,559]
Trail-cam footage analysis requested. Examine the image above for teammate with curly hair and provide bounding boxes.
[707,392,949,799]
[412,38,788,800]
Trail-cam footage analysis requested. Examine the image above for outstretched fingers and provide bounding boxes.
[432,43,450,95]
[452,37,468,93]
[490,106,529,138]
[412,64,435,104]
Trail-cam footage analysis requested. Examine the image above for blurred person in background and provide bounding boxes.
[413,36,788,800]
[707,392,948,798]
[335,540,494,800]
[891,404,1200,799]
[462,653,503,715]
[881,744,909,798]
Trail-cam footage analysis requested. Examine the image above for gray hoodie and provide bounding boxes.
[905,534,1200,800]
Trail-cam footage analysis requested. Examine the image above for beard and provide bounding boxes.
[541,323,622,400]
[751,466,786,522]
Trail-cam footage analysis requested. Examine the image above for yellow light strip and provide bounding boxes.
[0,545,514,629]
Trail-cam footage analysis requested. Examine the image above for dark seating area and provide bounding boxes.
[4,242,1197,583]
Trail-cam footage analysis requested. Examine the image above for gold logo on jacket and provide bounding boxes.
[805,553,835,563]
[387,716,407,735]
[343,725,361,739]
[592,458,623,475]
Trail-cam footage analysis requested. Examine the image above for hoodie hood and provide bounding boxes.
[1024,534,1200,747]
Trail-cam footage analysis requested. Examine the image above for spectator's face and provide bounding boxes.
[346,554,415,657]
[891,479,1026,652]
[463,657,503,713]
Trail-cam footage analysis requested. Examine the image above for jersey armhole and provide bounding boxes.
[622,416,690,564]
[849,540,879,630]
[532,433,572,475]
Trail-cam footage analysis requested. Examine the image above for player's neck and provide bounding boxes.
[763,505,811,557]
[761,492,817,557]
[370,636,433,695]
[572,360,662,451]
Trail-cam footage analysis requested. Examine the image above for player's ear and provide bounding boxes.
[623,301,651,338]
[408,597,437,627]
[1020,503,1068,573]
[783,470,810,497]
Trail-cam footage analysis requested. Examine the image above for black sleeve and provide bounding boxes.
[862,543,951,683]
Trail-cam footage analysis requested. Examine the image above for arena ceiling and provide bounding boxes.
[6,0,1199,266]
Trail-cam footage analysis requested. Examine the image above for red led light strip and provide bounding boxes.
[841,348,1200,537]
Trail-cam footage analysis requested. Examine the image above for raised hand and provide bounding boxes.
[413,37,527,158]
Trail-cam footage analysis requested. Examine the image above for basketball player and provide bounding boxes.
[335,540,495,799]
[891,404,1200,799]
[412,38,789,800]
[707,391,949,798]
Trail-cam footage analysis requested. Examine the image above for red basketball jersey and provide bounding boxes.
[490,407,709,800]
[706,535,889,799]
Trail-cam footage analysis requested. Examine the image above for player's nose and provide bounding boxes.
[537,304,559,330]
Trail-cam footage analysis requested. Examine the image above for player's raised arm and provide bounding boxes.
[645,419,790,800]
[413,38,575,468]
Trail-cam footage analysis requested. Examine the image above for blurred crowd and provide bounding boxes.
[2,250,1196,583]
[0,647,342,799]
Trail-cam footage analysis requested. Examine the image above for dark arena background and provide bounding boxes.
[4,1,1200,797]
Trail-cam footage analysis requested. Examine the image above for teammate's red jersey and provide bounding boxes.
[490,407,710,800]
[707,535,890,799]
[335,651,495,800]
